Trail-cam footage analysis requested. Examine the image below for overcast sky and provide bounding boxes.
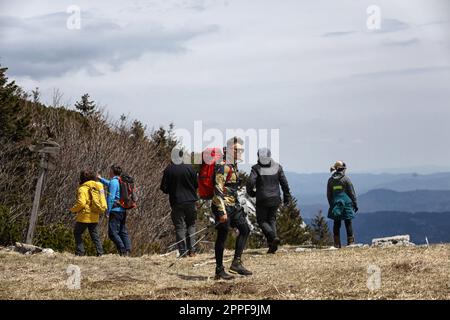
[1,0,449,173]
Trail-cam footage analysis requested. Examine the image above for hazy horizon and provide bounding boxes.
[1,0,449,173]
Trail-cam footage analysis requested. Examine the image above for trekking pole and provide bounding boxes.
[166,200,209,250]
[167,224,215,250]
[168,233,209,269]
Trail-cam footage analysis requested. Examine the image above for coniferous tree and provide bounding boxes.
[311,210,333,247]
[130,120,146,141]
[0,66,31,142]
[151,123,177,154]
[277,198,310,245]
[74,93,96,117]
[32,87,40,104]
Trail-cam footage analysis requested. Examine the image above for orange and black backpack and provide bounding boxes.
[198,148,232,200]
[115,174,138,209]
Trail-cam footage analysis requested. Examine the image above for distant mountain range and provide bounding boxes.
[307,211,450,245]
[300,189,450,218]
[288,171,450,244]
[286,171,450,199]
[286,171,450,217]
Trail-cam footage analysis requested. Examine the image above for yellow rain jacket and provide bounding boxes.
[70,180,105,223]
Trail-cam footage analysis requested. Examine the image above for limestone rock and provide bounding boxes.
[371,235,415,247]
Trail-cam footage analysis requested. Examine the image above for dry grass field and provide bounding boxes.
[0,244,449,300]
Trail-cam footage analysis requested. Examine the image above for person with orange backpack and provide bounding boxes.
[70,170,107,256]
[199,137,252,280]
[98,165,135,256]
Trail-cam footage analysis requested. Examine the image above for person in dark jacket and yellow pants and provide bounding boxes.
[327,161,358,248]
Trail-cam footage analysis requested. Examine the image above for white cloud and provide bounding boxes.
[1,0,450,173]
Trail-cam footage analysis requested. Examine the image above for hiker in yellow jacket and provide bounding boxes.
[70,170,107,256]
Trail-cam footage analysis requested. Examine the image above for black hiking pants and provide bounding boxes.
[171,201,197,255]
[256,205,278,244]
[333,219,354,238]
[74,222,103,256]
[213,205,250,268]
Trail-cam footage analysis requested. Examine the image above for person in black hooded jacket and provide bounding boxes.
[160,156,199,257]
[246,148,292,253]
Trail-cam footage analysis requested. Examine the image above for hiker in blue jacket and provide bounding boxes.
[327,161,358,248]
[99,165,132,256]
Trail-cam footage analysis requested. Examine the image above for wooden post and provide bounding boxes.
[26,140,60,245]
[26,158,48,244]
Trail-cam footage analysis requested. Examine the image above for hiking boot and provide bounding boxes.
[347,236,355,246]
[119,250,130,257]
[229,258,253,276]
[333,235,341,248]
[267,237,280,254]
[215,266,235,280]
[178,250,188,258]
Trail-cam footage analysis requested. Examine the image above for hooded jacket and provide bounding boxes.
[327,171,357,207]
[246,159,292,207]
[70,180,105,223]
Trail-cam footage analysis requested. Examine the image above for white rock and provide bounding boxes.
[295,248,312,252]
[42,248,55,255]
[371,235,415,247]
[347,243,365,248]
[14,242,43,254]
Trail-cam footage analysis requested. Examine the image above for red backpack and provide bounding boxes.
[198,148,231,200]
[116,174,138,209]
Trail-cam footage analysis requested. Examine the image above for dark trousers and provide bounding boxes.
[171,202,197,255]
[333,219,354,238]
[256,205,278,244]
[74,222,103,256]
[214,205,250,268]
[108,211,131,254]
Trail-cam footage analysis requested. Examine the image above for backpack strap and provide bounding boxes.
[225,164,233,184]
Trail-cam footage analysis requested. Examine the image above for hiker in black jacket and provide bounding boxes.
[246,148,292,254]
[160,156,199,257]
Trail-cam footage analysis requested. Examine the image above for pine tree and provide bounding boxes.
[0,66,31,142]
[32,87,40,104]
[151,123,177,153]
[277,198,310,245]
[311,210,333,247]
[130,120,146,141]
[74,93,96,117]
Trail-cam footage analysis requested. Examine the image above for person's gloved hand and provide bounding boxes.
[353,203,359,213]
